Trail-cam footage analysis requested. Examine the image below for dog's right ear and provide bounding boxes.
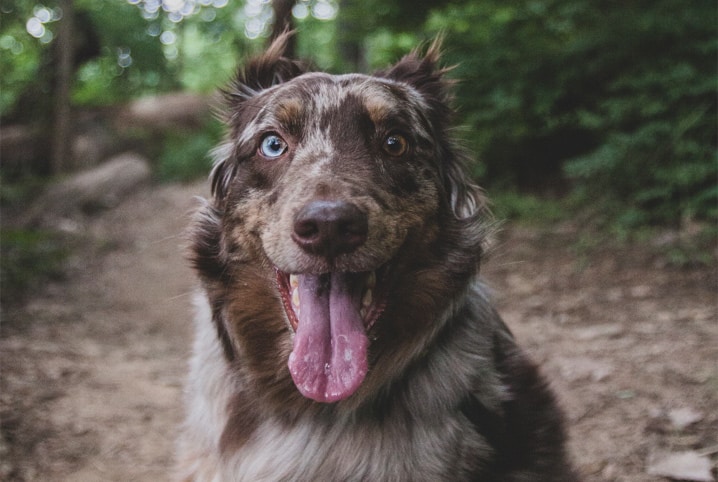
[222,32,307,112]
[212,32,307,200]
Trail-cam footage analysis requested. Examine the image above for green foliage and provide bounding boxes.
[0,0,257,119]
[0,0,49,120]
[295,13,339,71]
[559,2,716,228]
[426,0,717,228]
[0,229,68,306]
[70,0,178,105]
[490,191,566,224]
[0,12,42,115]
[156,119,223,183]
[176,21,242,93]
[364,29,420,70]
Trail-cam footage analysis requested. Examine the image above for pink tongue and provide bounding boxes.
[287,272,368,403]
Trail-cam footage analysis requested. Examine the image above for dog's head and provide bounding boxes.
[193,34,490,406]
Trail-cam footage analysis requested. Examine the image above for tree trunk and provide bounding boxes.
[270,0,296,58]
[337,0,365,71]
[51,0,74,173]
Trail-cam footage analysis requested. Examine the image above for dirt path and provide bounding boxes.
[1,182,206,481]
[483,227,717,481]
[1,182,716,481]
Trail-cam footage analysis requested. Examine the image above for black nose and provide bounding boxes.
[292,200,368,257]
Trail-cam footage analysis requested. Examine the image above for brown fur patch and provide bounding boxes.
[363,94,395,126]
[274,97,305,135]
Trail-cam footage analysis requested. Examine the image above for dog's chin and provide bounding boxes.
[275,265,388,403]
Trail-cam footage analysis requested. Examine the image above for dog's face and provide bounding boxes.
[193,36,487,408]
[233,73,440,274]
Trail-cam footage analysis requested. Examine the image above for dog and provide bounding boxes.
[176,34,577,481]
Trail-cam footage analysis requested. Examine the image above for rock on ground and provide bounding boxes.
[27,152,151,228]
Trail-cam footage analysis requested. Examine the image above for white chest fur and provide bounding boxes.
[220,413,477,482]
[178,293,496,482]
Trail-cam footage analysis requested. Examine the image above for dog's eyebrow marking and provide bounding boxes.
[236,100,278,146]
[362,91,397,126]
[275,97,304,128]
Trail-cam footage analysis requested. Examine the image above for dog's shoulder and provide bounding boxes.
[454,285,579,480]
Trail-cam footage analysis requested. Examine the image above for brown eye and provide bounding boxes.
[382,133,408,157]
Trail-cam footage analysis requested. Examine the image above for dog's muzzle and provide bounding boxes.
[276,199,387,403]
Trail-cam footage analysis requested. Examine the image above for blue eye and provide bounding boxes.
[259,134,288,158]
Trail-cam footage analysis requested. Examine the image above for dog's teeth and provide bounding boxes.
[366,271,376,289]
[292,287,300,308]
[290,274,299,288]
[360,307,367,318]
[362,289,372,308]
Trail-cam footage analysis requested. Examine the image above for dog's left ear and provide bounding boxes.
[376,37,453,122]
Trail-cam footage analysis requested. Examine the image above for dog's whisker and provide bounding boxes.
[164,291,195,302]
[146,234,183,246]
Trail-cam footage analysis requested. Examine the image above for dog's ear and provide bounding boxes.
[209,141,236,201]
[376,37,453,122]
[380,39,490,229]
[222,31,307,111]
[212,33,307,201]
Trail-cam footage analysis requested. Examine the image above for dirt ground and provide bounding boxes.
[1,181,716,481]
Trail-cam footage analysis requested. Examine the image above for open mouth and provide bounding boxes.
[276,268,386,403]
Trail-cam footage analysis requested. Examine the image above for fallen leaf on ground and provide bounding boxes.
[646,450,713,482]
[668,407,704,430]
